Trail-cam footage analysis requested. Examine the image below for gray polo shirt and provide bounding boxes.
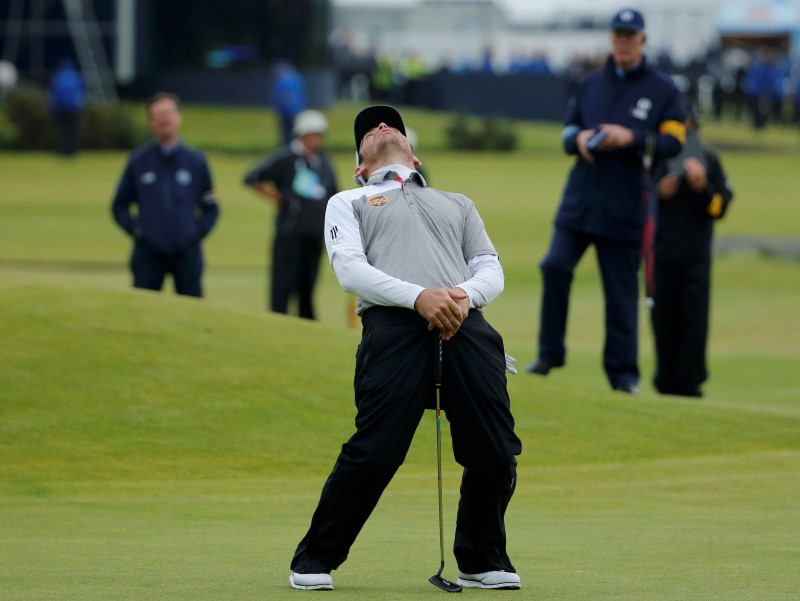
[325,164,500,314]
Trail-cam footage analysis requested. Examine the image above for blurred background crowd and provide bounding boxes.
[2,0,800,144]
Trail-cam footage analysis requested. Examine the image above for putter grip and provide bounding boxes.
[434,331,443,388]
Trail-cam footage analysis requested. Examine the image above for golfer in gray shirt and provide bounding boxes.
[289,105,522,591]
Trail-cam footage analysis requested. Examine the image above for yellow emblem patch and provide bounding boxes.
[367,195,388,207]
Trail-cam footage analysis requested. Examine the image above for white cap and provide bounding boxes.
[293,110,328,136]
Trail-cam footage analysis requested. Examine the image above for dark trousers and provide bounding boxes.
[271,232,323,319]
[651,259,711,396]
[279,113,295,146]
[53,109,80,156]
[538,227,641,388]
[130,241,203,298]
[291,308,521,575]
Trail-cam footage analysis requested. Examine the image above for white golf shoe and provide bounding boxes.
[457,570,521,589]
[289,571,334,590]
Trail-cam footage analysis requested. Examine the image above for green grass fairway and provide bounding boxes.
[1,106,799,599]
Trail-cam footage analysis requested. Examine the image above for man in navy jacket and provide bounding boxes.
[112,92,219,298]
[526,8,685,393]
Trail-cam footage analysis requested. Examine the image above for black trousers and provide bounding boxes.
[651,258,711,396]
[53,109,80,156]
[270,232,323,319]
[538,227,641,388]
[291,307,522,574]
[279,113,295,146]
[130,240,203,298]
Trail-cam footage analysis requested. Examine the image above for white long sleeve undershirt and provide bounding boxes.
[331,248,504,312]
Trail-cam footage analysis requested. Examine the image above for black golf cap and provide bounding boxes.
[354,105,406,156]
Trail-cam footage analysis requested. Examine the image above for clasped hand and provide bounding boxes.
[414,287,470,340]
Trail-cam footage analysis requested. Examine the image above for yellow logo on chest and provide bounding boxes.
[367,195,388,207]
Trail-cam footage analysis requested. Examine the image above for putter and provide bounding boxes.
[428,330,463,593]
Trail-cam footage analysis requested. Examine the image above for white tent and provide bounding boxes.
[716,0,800,57]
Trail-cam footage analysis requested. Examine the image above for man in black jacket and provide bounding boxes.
[650,104,734,397]
[244,110,339,319]
[112,92,219,297]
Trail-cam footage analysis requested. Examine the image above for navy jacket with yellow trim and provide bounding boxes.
[555,55,685,243]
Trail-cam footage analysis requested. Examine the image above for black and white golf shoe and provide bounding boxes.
[457,570,521,589]
[290,571,334,590]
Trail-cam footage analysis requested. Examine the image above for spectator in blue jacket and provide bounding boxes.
[795,77,800,124]
[743,49,772,129]
[526,8,685,394]
[271,61,307,146]
[48,59,86,156]
[111,92,220,298]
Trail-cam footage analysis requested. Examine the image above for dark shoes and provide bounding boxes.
[527,359,642,396]
[525,359,560,375]
[655,386,703,398]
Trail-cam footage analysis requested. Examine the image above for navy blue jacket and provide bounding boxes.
[556,56,685,243]
[49,66,86,112]
[112,142,220,255]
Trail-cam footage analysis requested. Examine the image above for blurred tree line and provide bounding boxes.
[0,86,147,151]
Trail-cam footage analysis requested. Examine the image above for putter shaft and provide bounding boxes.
[429,331,461,592]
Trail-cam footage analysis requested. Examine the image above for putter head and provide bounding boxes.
[429,574,463,593]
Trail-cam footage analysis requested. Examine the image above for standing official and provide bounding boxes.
[289,105,522,591]
[651,104,733,397]
[112,92,219,298]
[526,8,685,393]
[243,110,338,319]
[48,59,86,156]
[271,61,307,146]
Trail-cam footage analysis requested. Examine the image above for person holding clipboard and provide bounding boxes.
[525,7,686,394]
[650,102,734,398]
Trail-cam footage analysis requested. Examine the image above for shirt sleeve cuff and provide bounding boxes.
[405,284,427,310]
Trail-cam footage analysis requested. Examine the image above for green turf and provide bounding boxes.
[1,107,799,599]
